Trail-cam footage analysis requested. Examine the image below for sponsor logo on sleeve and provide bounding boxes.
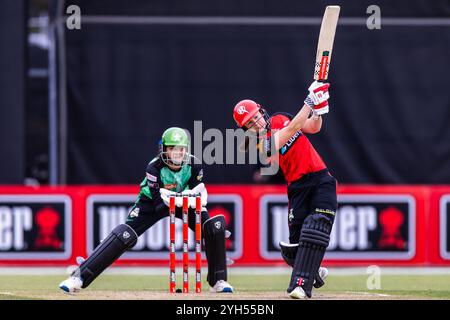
[146,173,157,182]
[280,131,302,156]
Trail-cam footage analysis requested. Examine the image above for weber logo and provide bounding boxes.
[440,195,450,260]
[87,194,243,260]
[0,195,72,260]
[327,205,377,251]
[0,207,32,251]
[260,194,415,260]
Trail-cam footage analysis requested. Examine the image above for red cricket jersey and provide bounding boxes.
[269,113,327,184]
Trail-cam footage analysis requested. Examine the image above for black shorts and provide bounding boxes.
[287,169,338,244]
[125,200,210,237]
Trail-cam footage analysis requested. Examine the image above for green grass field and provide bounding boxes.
[1,273,450,300]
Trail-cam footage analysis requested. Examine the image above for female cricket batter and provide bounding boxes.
[232,81,337,299]
[59,127,233,294]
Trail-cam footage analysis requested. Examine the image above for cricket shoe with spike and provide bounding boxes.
[289,286,308,299]
[210,280,234,293]
[59,276,83,293]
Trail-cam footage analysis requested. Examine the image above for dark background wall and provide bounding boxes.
[3,0,448,185]
[64,0,450,184]
[72,0,450,17]
[0,0,26,184]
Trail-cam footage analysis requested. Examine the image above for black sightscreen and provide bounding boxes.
[65,0,450,184]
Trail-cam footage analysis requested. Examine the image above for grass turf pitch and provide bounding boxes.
[1,273,450,300]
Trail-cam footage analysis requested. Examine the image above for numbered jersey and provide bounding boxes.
[269,113,327,184]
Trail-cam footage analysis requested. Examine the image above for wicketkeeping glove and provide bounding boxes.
[304,80,330,116]
[160,183,208,209]
[186,183,208,209]
[160,188,182,207]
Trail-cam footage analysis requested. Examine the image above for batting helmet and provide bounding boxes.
[232,99,261,128]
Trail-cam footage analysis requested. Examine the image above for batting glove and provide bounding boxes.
[304,80,330,116]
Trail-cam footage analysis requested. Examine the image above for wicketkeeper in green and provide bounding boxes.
[59,127,233,293]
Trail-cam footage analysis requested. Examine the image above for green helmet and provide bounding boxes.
[161,127,189,148]
[160,127,190,167]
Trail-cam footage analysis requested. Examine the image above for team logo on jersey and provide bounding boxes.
[146,173,157,182]
[280,131,302,155]
[236,106,249,115]
[288,208,294,222]
[215,221,222,229]
[197,169,203,181]
[122,231,130,239]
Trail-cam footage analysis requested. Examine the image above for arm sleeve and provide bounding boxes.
[145,164,166,212]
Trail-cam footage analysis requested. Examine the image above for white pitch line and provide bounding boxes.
[348,291,391,297]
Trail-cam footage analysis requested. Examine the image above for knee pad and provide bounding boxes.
[202,215,227,286]
[75,224,138,288]
[203,215,225,238]
[299,213,332,247]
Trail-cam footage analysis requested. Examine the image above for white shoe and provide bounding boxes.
[289,286,308,299]
[59,276,83,293]
[210,280,234,293]
[289,267,328,299]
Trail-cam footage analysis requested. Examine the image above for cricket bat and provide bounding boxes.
[314,6,340,81]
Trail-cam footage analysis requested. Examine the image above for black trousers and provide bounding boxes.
[287,169,338,244]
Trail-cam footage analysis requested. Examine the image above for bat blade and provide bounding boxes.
[314,5,340,81]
